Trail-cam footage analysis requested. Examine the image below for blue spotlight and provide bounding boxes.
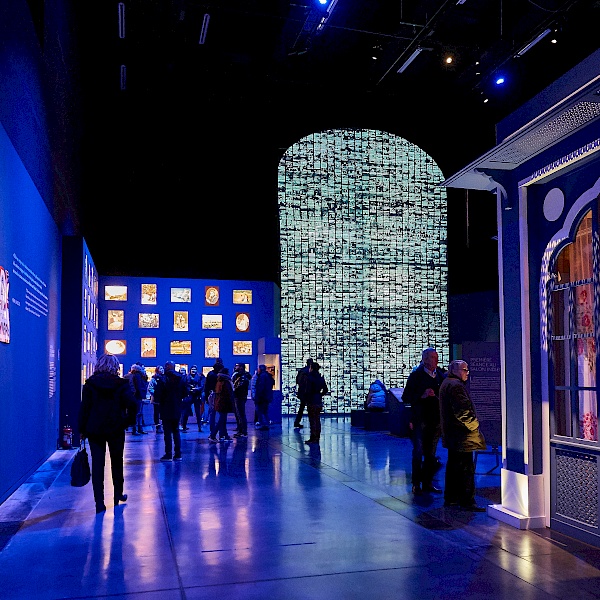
[495,76,505,85]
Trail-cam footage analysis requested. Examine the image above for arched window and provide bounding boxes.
[550,209,597,441]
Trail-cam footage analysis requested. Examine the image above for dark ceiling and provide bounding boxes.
[76,0,599,291]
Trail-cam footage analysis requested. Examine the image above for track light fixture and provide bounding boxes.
[515,28,552,57]
[397,47,431,74]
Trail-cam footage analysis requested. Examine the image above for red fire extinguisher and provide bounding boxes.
[62,418,73,450]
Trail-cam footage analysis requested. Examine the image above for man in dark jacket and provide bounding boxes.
[154,361,188,461]
[402,347,446,495]
[439,360,487,512]
[294,358,313,429]
[254,364,275,430]
[126,362,148,435]
[204,359,223,435]
[232,363,252,438]
[304,362,328,445]
[79,353,137,513]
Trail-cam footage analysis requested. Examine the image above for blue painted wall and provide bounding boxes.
[98,276,280,378]
[0,123,62,501]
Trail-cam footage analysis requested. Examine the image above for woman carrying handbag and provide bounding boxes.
[78,353,137,513]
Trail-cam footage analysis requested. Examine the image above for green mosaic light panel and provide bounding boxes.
[278,129,449,413]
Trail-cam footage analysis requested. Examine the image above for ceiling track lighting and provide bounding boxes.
[515,28,552,57]
[397,47,431,74]
[118,3,125,39]
[199,13,210,44]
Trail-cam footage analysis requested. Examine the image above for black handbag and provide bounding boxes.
[70,439,91,487]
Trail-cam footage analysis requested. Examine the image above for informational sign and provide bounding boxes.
[462,341,501,447]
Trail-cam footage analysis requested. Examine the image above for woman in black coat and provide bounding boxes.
[78,353,137,513]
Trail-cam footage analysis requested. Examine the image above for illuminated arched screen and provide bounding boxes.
[278,128,448,413]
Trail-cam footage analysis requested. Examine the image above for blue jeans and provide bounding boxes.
[210,411,229,438]
[162,418,181,457]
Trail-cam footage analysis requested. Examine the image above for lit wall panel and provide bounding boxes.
[278,128,448,413]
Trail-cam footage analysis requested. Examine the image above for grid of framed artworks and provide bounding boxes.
[82,247,99,383]
[103,284,253,359]
[278,128,449,413]
[99,277,276,378]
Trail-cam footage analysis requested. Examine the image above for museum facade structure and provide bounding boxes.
[444,49,600,547]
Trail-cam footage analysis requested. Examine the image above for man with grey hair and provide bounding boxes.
[438,360,487,512]
[402,347,446,495]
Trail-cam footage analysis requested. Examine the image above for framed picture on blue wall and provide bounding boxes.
[171,287,191,302]
[174,311,188,331]
[235,312,250,332]
[233,340,252,355]
[105,285,127,301]
[105,339,126,354]
[141,284,157,304]
[202,314,222,329]
[141,337,156,358]
[205,286,219,306]
[170,340,191,354]
[139,313,159,328]
[205,337,219,357]
[233,290,252,304]
[108,310,124,330]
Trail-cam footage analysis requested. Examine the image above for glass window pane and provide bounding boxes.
[551,289,568,337]
[574,283,593,335]
[572,210,593,281]
[552,339,569,387]
[553,243,571,284]
[578,389,598,441]
[576,337,596,388]
[553,389,569,437]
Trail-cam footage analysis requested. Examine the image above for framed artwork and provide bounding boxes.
[105,339,126,355]
[171,287,191,303]
[108,309,124,331]
[139,313,159,328]
[233,290,252,304]
[202,314,222,329]
[235,312,250,332]
[118,363,124,377]
[205,337,219,358]
[176,363,189,373]
[233,340,252,355]
[141,284,157,305]
[174,311,189,331]
[202,366,212,376]
[0,266,9,343]
[170,340,191,355]
[105,285,127,301]
[205,285,219,306]
[141,337,156,358]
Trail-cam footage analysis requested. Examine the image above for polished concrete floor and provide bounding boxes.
[2,415,600,600]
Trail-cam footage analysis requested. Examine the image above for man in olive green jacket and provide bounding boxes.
[439,360,487,512]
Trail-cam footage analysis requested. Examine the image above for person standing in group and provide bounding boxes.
[439,360,487,512]
[293,358,313,429]
[147,365,165,433]
[154,361,188,461]
[126,362,149,435]
[250,367,259,426]
[204,359,223,436]
[254,364,275,430]
[232,363,251,438]
[208,367,235,442]
[191,365,206,431]
[304,362,328,445]
[402,347,446,495]
[182,365,204,432]
[78,353,138,513]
